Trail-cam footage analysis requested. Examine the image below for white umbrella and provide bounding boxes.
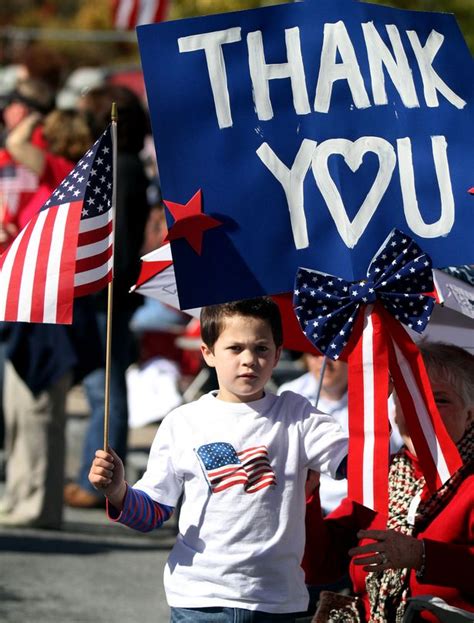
[408,269,474,353]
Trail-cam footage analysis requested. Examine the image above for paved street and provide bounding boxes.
[0,363,303,623]
[0,387,174,623]
[0,506,174,622]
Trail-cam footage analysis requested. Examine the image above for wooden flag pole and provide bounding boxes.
[314,355,327,409]
[103,102,118,451]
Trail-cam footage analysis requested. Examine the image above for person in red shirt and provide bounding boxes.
[303,342,473,622]
[0,77,54,252]
[5,107,91,225]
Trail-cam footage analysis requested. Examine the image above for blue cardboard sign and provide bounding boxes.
[138,0,474,309]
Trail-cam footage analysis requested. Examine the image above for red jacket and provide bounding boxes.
[303,452,474,622]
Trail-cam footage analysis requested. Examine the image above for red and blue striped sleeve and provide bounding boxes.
[107,484,174,532]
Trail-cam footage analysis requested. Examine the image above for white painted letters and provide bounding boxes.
[362,22,419,108]
[178,28,242,129]
[407,30,466,110]
[397,135,454,237]
[312,137,396,248]
[247,27,310,121]
[314,21,371,113]
[178,22,466,127]
[258,135,454,248]
[256,139,317,249]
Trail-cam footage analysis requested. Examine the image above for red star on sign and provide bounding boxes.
[163,189,223,255]
[469,187,474,195]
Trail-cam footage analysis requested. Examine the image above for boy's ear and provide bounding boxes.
[274,346,282,367]
[200,343,216,368]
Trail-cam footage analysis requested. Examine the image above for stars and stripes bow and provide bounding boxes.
[0,125,114,325]
[294,229,462,513]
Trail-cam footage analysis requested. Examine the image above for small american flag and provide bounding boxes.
[0,152,39,221]
[112,0,168,30]
[196,442,277,494]
[0,125,114,325]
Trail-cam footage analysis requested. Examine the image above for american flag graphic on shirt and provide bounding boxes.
[196,442,276,494]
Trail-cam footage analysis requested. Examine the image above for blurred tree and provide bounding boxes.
[0,0,471,72]
[168,0,473,52]
[366,0,473,52]
[169,0,284,19]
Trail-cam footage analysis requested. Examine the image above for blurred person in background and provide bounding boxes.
[0,106,102,529]
[0,78,55,249]
[17,42,66,94]
[0,77,55,461]
[64,84,151,508]
[279,354,349,516]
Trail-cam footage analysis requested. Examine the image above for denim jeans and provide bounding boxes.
[78,309,133,494]
[170,607,300,622]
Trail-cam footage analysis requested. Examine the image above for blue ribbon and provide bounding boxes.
[293,229,435,359]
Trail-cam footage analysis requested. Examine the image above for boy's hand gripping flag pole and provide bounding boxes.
[103,103,118,451]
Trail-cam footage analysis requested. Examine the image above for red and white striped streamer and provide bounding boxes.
[381,306,462,492]
[347,306,390,513]
[347,303,462,514]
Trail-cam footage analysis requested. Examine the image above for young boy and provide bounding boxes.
[89,297,348,622]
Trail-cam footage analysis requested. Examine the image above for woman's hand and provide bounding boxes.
[305,469,320,498]
[349,529,424,572]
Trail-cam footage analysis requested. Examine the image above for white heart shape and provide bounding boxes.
[312,137,396,248]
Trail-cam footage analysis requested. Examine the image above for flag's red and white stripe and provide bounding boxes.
[0,202,114,324]
[74,210,114,298]
[208,446,277,494]
[0,201,83,324]
[113,0,168,29]
[0,124,115,326]
[0,163,38,218]
[347,304,462,512]
[391,341,450,483]
[384,308,462,491]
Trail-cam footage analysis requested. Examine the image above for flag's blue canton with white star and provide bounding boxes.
[42,127,113,219]
[293,229,435,360]
[196,442,241,470]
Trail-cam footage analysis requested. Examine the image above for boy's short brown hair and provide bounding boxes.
[200,297,283,349]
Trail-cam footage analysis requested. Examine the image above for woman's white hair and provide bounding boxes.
[419,342,474,407]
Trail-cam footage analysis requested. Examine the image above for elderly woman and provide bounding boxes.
[303,342,474,622]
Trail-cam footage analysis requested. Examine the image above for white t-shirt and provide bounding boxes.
[278,373,348,514]
[134,390,348,613]
[277,372,403,514]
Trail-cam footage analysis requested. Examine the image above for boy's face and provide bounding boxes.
[201,314,281,403]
